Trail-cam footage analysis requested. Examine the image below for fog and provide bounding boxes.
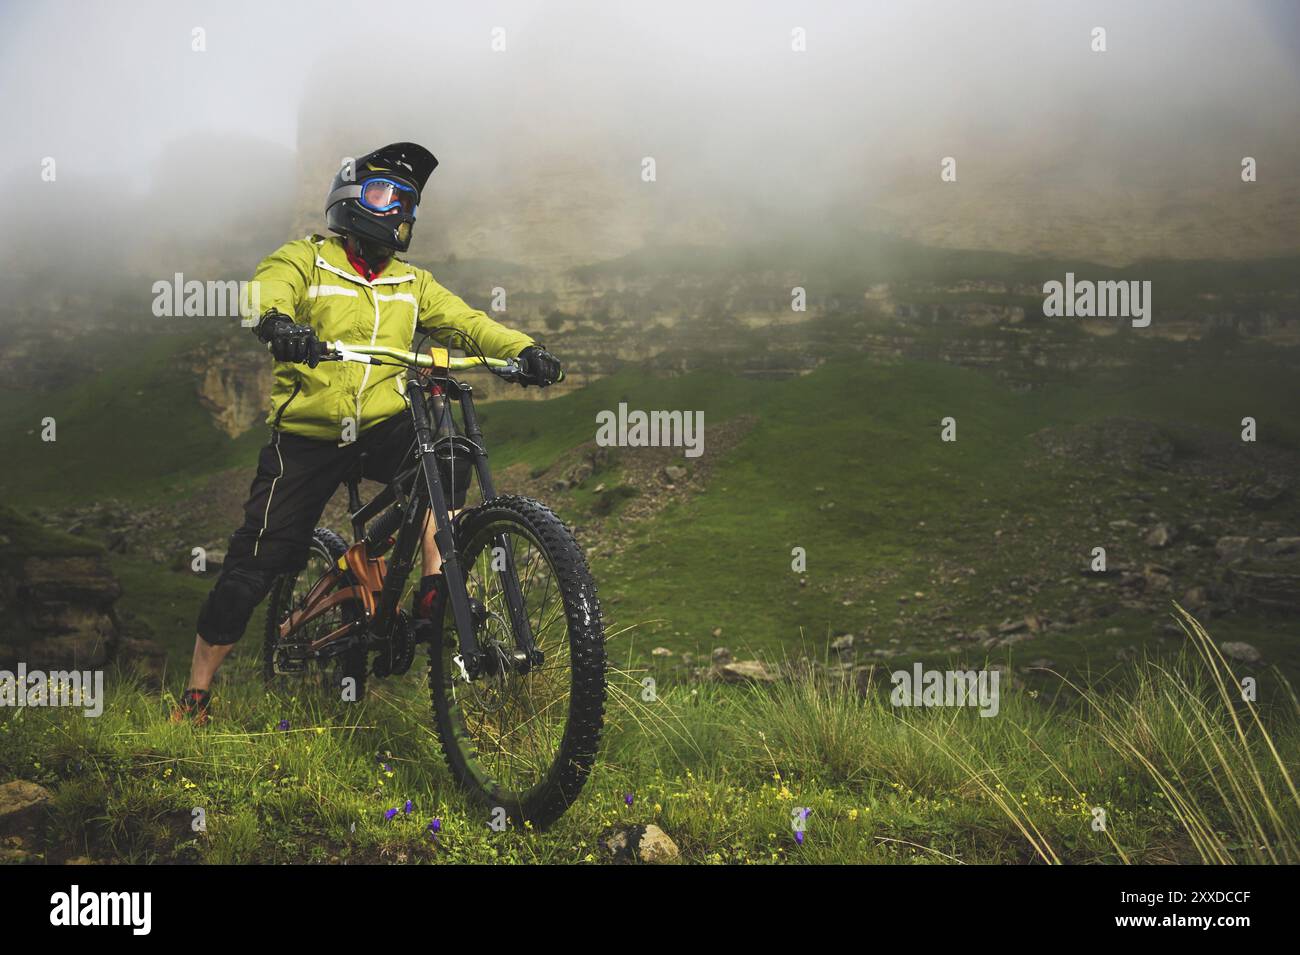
[2,0,1298,295]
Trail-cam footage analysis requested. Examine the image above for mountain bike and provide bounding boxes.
[262,339,606,828]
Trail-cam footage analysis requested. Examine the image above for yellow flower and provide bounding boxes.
[848,808,859,821]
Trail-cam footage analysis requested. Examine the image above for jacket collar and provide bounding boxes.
[311,235,415,287]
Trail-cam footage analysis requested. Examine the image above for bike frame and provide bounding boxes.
[275,345,542,680]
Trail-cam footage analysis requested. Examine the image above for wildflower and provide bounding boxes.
[848,808,859,821]
[403,800,413,815]
[795,831,804,846]
[277,719,290,731]
[624,793,634,807]
[384,808,398,821]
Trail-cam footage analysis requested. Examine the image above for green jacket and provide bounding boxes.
[249,235,534,440]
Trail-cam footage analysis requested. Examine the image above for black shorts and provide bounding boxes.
[231,413,416,571]
[195,413,417,644]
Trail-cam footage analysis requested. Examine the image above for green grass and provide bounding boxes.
[2,608,1295,864]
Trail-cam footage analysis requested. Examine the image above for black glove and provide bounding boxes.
[256,309,320,367]
[517,345,562,387]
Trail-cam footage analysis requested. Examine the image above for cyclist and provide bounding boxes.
[174,142,562,724]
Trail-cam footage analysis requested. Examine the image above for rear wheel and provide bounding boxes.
[429,496,606,829]
[264,528,369,702]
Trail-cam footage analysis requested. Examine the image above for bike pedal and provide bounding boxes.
[274,645,311,674]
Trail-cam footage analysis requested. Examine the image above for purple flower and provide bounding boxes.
[277,719,290,731]
[795,830,804,846]
[403,800,413,815]
[384,808,398,821]
[427,818,441,836]
[624,793,634,807]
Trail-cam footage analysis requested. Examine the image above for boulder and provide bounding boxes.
[0,781,52,839]
[1265,537,1300,557]
[715,660,777,684]
[602,824,680,864]
[2,551,122,669]
[20,555,121,607]
[1220,641,1263,665]
[1145,524,1175,548]
[1225,552,1300,612]
[662,465,688,484]
[1142,564,1173,592]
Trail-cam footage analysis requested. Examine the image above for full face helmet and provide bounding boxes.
[325,142,438,253]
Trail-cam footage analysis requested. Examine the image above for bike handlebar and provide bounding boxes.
[319,340,515,372]
[316,340,565,386]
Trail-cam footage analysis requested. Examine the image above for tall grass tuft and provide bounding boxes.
[1059,604,1300,864]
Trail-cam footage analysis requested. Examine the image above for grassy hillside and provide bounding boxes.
[468,349,1300,687]
[0,328,265,506]
[3,339,1298,691]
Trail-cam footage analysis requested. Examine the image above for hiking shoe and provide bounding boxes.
[170,688,211,726]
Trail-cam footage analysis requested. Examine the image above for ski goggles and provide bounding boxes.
[358,176,418,217]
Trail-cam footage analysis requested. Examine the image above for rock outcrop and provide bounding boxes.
[0,507,124,670]
[188,338,271,438]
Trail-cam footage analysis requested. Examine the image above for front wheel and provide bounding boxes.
[429,495,606,829]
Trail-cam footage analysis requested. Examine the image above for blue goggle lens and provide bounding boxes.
[359,177,417,216]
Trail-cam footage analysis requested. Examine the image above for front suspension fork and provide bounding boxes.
[459,384,542,668]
